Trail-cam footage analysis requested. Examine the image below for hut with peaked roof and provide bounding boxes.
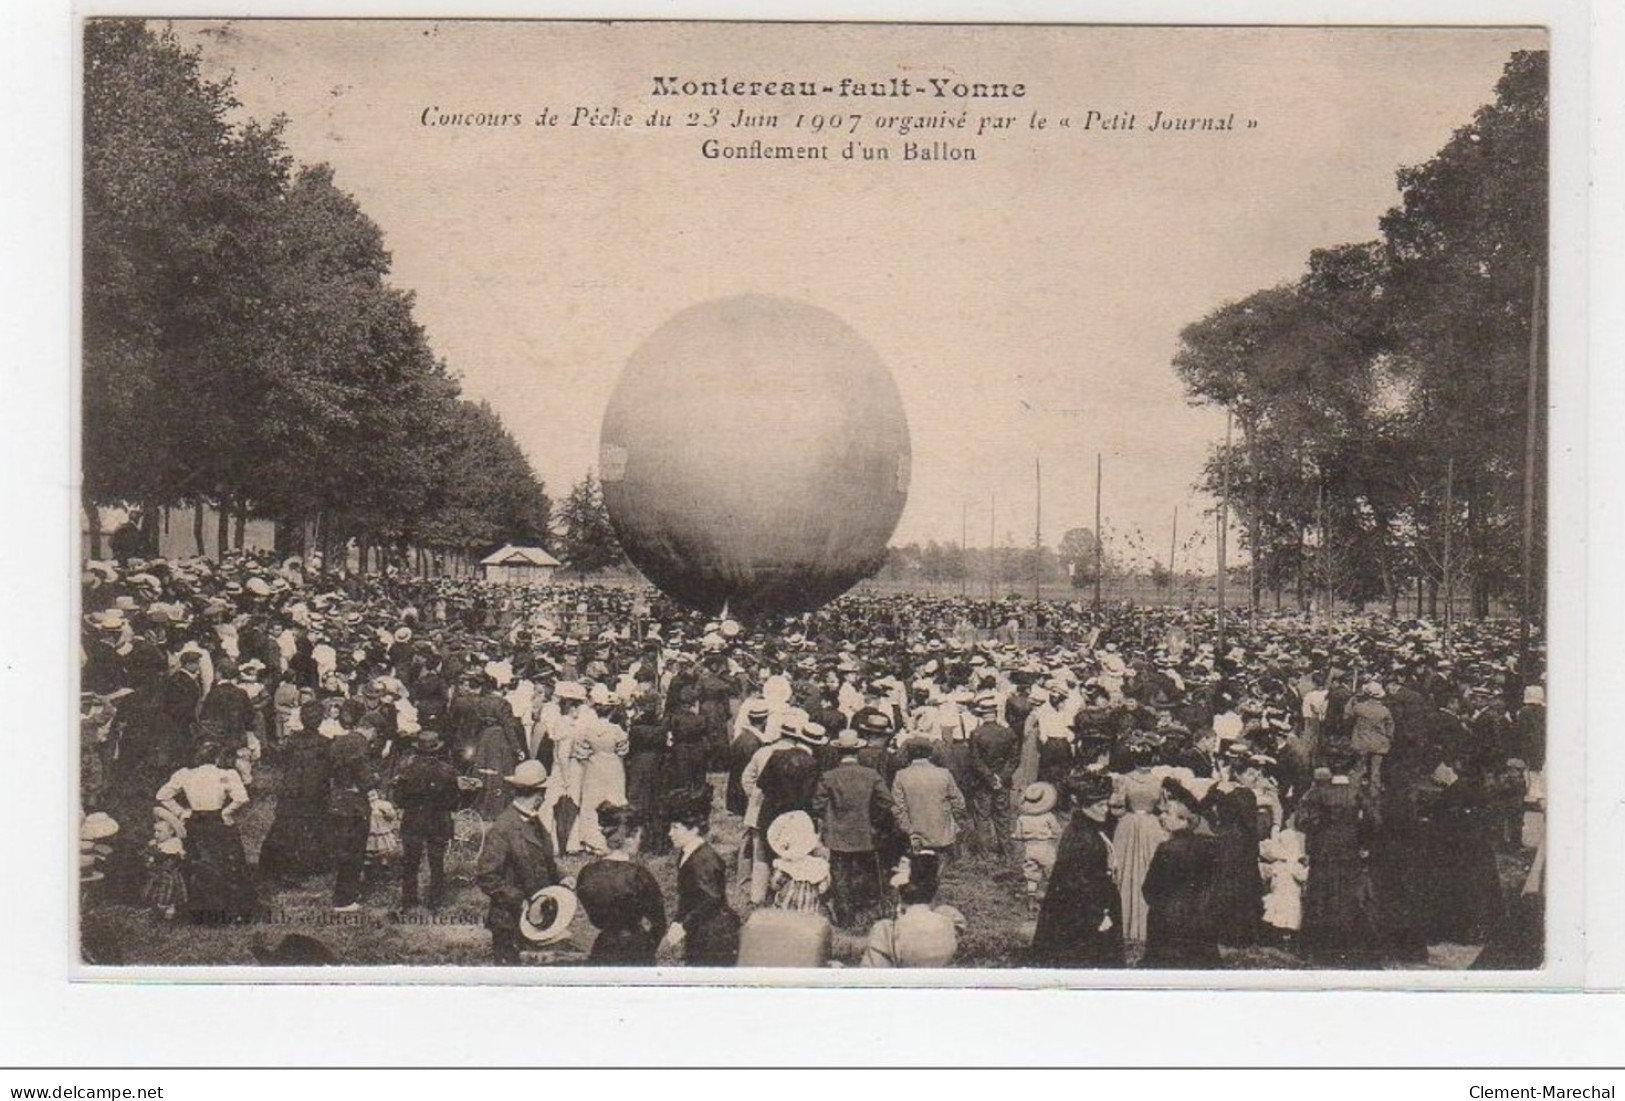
[479,544,562,586]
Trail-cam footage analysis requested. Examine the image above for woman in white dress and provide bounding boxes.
[567,699,630,855]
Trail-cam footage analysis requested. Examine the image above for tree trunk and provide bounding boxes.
[140,499,161,557]
[1426,578,1438,619]
[85,501,103,560]
[356,534,369,577]
[216,500,230,559]
[193,502,207,558]
[233,504,246,550]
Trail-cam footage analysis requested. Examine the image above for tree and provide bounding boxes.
[83,20,291,546]
[556,473,624,577]
[417,400,552,556]
[1169,53,1547,619]
[1380,49,1547,617]
[1058,527,1102,587]
[83,21,555,572]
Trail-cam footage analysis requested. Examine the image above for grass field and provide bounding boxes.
[82,763,1501,972]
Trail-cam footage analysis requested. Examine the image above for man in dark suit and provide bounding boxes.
[475,760,563,964]
[197,659,252,751]
[158,648,206,772]
[966,693,1019,857]
[813,730,894,928]
[392,730,461,910]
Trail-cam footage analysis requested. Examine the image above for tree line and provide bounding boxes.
[1172,50,1547,620]
[83,21,566,572]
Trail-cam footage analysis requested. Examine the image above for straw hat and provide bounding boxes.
[1018,782,1058,816]
[503,760,550,790]
[766,811,820,861]
[519,885,577,945]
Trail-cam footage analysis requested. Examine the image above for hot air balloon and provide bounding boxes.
[599,295,911,620]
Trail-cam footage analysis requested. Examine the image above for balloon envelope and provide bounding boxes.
[600,295,911,619]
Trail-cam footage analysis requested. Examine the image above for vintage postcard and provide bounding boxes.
[75,17,1567,987]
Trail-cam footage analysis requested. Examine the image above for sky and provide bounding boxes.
[174,20,1543,571]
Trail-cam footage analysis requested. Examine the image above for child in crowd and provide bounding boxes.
[1013,782,1062,915]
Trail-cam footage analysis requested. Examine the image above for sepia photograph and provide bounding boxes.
[75,18,1553,978]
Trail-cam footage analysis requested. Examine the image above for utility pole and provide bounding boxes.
[1520,265,1542,683]
[1217,408,1232,654]
[1034,457,1043,603]
[1093,452,1103,609]
[960,501,968,598]
[988,494,997,602]
[1169,506,1178,610]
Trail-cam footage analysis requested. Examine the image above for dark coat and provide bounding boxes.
[327,731,378,820]
[411,671,449,727]
[576,857,668,965]
[1030,815,1124,968]
[674,843,740,966]
[82,637,128,696]
[757,745,821,832]
[159,669,203,750]
[1204,784,1264,946]
[669,709,712,792]
[198,681,252,746]
[391,752,461,840]
[475,805,562,932]
[1297,780,1378,960]
[1386,684,1427,752]
[968,720,1019,792]
[813,760,893,853]
[725,727,763,817]
[1420,777,1506,942]
[932,739,975,798]
[257,729,334,877]
[1141,829,1221,968]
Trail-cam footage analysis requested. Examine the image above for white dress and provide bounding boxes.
[567,715,629,854]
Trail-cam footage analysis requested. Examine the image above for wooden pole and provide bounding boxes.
[1520,265,1543,682]
[988,494,996,601]
[1169,506,1178,608]
[1093,452,1103,609]
[961,501,968,598]
[1034,457,1043,602]
[1217,409,1232,653]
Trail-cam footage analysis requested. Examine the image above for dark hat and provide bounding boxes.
[664,786,715,829]
[1065,769,1115,806]
[1160,777,1205,817]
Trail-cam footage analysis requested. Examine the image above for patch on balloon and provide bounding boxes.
[895,451,912,493]
[600,443,629,483]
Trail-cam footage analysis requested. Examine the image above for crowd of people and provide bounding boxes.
[78,548,1547,969]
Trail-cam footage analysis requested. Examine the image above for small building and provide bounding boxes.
[479,544,562,585]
